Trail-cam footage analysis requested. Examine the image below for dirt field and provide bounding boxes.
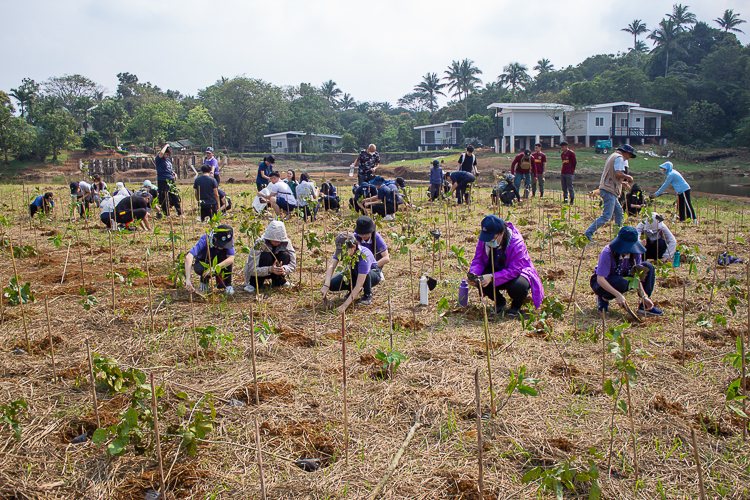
[0,180,749,499]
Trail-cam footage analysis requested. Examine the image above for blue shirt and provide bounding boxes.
[256,162,273,185]
[450,171,474,184]
[189,234,236,259]
[430,166,444,184]
[155,156,175,181]
[596,245,642,277]
[655,163,690,196]
[32,195,54,207]
[377,184,397,203]
[204,157,219,175]
[354,184,376,201]
[354,245,378,274]
[356,233,387,258]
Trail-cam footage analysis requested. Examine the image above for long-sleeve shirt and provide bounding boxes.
[510,153,533,175]
[531,152,546,175]
[154,155,175,181]
[654,163,690,196]
[243,237,297,282]
[560,150,577,175]
[636,219,677,259]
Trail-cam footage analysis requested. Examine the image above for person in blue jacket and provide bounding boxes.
[650,161,696,222]
[351,182,377,214]
[154,144,182,216]
[429,160,444,201]
[256,155,275,192]
[30,192,54,218]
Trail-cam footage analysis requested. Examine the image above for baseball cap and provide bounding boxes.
[212,225,234,249]
[206,147,214,153]
[478,215,506,242]
[69,181,79,194]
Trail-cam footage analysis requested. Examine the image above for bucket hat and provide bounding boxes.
[617,144,637,157]
[609,226,646,254]
[212,225,234,249]
[354,216,376,235]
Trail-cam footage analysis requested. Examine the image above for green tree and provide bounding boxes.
[461,114,492,145]
[533,59,554,74]
[414,72,446,112]
[43,75,104,128]
[81,131,102,151]
[320,80,343,104]
[714,9,746,33]
[397,92,427,113]
[444,59,483,118]
[126,100,182,149]
[621,20,649,69]
[0,92,19,163]
[9,78,39,121]
[91,99,128,148]
[38,110,77,161]
[648,18,684,77]
[180,105,215,146]
[339,93,355,111]
[668,4,696,31]
[498,62,531,102]
[341,133,357,152]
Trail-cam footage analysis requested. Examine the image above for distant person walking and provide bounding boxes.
[531,143,546,197]
[353,144,380,185]
[204,147,220,185]
[256,155,275,192]
[458,145,479,175]
[154,144,182,217]
[559,141,577,204]
[194,165,221,221]
[429,160,444,201]
[584,145,635,242]
[510,149,533,199]
[650,161,696,222]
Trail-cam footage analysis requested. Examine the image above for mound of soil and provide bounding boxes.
[651,395,684,416]
[359,353,378,365]
[439,471,499,500]
[545,269,566,280]
[15,334,63,355]
[549,362,580,377]
[117,461,208,500]
[278,329,317,347]
[260,420,338,467]
[694,413,733,437]
[549,437,574,452]
[670,350,694,361]
[394,315,424,331]
[661,276,687,288]
[233,381,295,405]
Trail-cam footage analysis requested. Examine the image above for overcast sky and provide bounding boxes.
[2,0,747,107]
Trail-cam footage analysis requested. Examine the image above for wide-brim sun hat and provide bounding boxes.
[610,226,646,254]
[354,216,376,235]
[616,144,637,157]
[262,220,288,241]
[479,215,506,242]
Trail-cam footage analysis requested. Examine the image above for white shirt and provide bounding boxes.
[636,219,676,259]
[270,181,297,206]
[613,156,627,172]
[100,195,128,214]
[78,180,92,194]
[295,181,316,207]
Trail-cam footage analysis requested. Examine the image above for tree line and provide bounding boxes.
[0,6,747,164]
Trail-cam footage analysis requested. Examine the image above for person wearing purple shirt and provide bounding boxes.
[184,224,236,295]
[204,147,220,185]
[468,216,543,317]
[321,232,381,312]
[590,226,662,315]
[353,216,390,277]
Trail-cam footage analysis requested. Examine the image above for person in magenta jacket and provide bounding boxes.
[468,215,544,317]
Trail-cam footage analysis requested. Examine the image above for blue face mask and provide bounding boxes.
[489,239,500,248]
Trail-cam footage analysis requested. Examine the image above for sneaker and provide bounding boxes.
[359,295,373,305]
[282,282,293,288]
[638,303,663,316]
[491,304,506,315]
[597,296,609,313]
[199,282,209,293]
[385,214,395,221]
[562,199,568,204]
[224,286,235,295]
[244,284,256,293]
[505,307,520,317]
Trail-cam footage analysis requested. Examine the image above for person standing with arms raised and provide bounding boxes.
[584,145,635,242]
[559,141,577,204]
[154,144,183,217]
[352,144,380,185]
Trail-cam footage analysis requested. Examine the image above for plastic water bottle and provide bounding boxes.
[420,275,429,305]
[458,280,469,307]
[349,163,355,177]
[673,250,681,268]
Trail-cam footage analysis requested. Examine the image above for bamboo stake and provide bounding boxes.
[366,414,423,500]
[601,310,606,386]
[6,231,29,349]
[310,268,317,349]
[61,241,71,284]
[743,262,749,443]
[74,227,85,288]
[145,253,155,333]
[108,231,116,311]
[474,369,484,498]
[85,339,101,428]
[150,373,166,495]
[250,303,259,405]
[45,297,57,382]
[681,278,686,367]
[409,248,416,327]
[189,289,199,361]
[566,244,586,312]
[476,283,496,417]
[690,428,707,500]
[342,311,349,466]
[254,419,267,500]
[624,345,638,481]
[388,290,394,380]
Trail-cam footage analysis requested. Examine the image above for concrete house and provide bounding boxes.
[487,101,672,153]
[264,131,343,154]
[414,120,465,151]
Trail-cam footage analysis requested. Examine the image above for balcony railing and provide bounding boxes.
[610,127,661,137]
[421,138,459,145]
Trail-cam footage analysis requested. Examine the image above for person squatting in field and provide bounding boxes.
[491,174,521,207]
[636,212,676,262]
[321,232,382,311]
[69,180,92,220]
[112,192,152,231]
[590,225,663,316]
[259,171,297,219]
[353,216,390,281]
[184,224,236,295]
[243,220,297,294]
[319,181,340,211]
[295,173,318,221]
[468,215,544,317]
[30,192,54,218]
[361,177,406,220]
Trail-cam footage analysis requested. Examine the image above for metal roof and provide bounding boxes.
[413,120,466,130]
[263,131,342,139]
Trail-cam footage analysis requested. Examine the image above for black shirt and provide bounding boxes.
[194,175,219,205]
[459,153,477,173]
[450,171,474,184]
[116,195,149,212]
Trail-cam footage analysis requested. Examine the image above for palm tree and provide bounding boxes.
[497,63,531,102]
[339,93,355,110]
[668,4,696,31]
[443,59,483,118]
[621,20,649,68]
[9,78,39,121]
[714,9,746,33]
[414,72,446,113]
[648,18,683,77]
[533,59,554,74]
[320,80,342,104]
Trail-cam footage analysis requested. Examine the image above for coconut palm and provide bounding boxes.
[621,20,649,68]
[443,59,483,118]
[9,78,39,121]
[497,62,531,102]
[668,4,696,31]
[320,80,342,104]
[339,93,355,111]
[414,72,446,113]
[714,9,746,33]
[533,59,554,74]
[648,18,684,77]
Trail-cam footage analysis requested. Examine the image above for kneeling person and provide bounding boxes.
[243,221,297,293]
[321,233,381,311]
[185,224,236,295]
[114,193,152,231]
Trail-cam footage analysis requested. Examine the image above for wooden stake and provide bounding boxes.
[476,283,496,417]
[310,268,317,349]
[388,291,394,379]
[681,278,686,367]
[566,244,586,312]
[45,297,57,382]
[7,235,30,352]
[85,339,101,428]
[743,262,749,443]
[254,418,267,500]
[342,311,349,466]
[109,231,116,311]
[601,310,606,386]
[366,414,423,500]
[690,428,707,500]
[74,227,85,289]
[145,253,155,333]
[624,345,638,481]
[409,248,416,327]
[61,241,71,284]
[189,290,198,361]
[250,303,259,405]
[150,373,166,495]
[474,369,484,498]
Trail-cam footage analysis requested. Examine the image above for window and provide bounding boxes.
[276,141,282,148]
[635,117,641,122]
[595,117,604,127]
[554,116,560,121]
[620,118,627,127]
[506,118,511,126]
[436,130,441,134]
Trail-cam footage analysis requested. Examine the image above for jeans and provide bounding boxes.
[157,179,182,216]
[677,190,696,221]
[645,238,667,261]
[532,175,544,197]
[514,172,531,198]
[585,190,622,240]
[561,174,575,202]
[193,247,233,288]
[480,276,530,310]
[591,262,655,301]
[329,266,381,298]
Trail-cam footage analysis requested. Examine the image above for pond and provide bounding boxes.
[535,175,750,198]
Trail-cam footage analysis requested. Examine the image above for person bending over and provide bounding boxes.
[185,224,235,295]
[351,182,377,215]
[114,193,152,231]
[30,192,54,218]
[468,215,544,317]
[363,178,405,220]
[243,221,297,293]
[445,171,475,205]
[590,226,663,316]
[321,232,381,310]
[651,161,696,222]
[100,192,127,229]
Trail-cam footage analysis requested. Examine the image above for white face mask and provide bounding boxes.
[621,253,631,260]
[489,239,500,248]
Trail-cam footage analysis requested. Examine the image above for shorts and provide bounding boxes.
[276,197,296,212]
